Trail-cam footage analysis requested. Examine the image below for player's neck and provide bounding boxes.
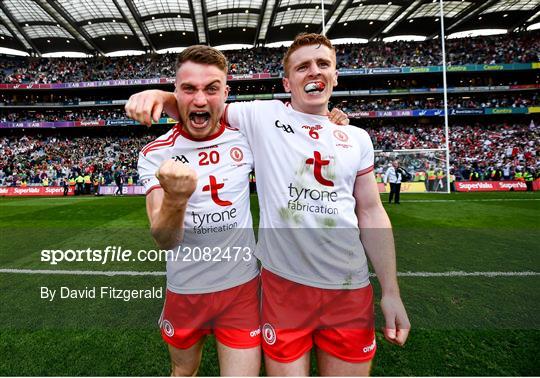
[290,99,329,117]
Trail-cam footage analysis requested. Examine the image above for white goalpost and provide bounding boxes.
[317,0,452,193]
[439,0,451,194]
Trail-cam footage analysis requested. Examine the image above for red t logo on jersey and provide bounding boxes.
[202,176,232,206]
[306,151,334,186]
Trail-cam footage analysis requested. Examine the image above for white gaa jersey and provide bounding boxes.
[138,122,258,294]
[226,100,374,289]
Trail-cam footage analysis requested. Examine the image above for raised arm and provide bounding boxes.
[146,160,197,250]
[125,90,179,126]
[354,171,410,346]
[126,89,351,129]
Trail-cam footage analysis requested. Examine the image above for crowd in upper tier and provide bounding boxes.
[0,31,538,84]
[0,121,537,187]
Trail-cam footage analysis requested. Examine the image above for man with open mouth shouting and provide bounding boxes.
[136,46,261,376]
[127,33,409,377]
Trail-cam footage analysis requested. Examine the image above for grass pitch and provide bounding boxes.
[0,192,539,376]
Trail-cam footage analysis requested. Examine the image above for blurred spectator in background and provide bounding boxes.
[384,160,402,204]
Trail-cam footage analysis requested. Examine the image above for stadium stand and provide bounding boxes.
[0,127,161,188]
[1,32,538,83]
[333,94,539,112]
[1,32,539,190]
[1,122,537,188]
[1,108,126,122]
[3,92,537,110]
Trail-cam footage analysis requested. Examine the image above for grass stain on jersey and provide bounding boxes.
[279,206,304,225]
[319,217,336,228]
[342,272,353,288]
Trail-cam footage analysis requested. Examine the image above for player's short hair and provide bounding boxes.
[283,33,336,77]
[175,45,228,74]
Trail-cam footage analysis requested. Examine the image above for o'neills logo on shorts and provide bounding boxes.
[250,327,261,338]
[162,319,174,337]
[362,338,376,354]
[262,323,276,345]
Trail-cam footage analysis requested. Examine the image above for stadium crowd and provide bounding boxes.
[338,31,539,68]
[367,125,445,150]
[336,93,538,112]
[0,122,537,189]
[1,93,537,122]
[1,32,538,84]
[366,121,538,182]
[3,91,537,108]
[449,122,538,181]
[0,131,154,190]
[1,108,125,122]
[0,93,115,105]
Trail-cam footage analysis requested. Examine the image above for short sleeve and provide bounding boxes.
[355,129,375,176]
[224,101,255,135]
[137,152,161,194]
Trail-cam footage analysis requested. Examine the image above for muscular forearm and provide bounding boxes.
[354,174,410,344]
[150,194,188,250]
[359,206,400,296]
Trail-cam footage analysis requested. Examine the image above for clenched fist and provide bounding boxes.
[156,160,198,200]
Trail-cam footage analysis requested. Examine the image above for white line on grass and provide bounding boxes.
[0,268,537,277]
[0,268,165,276]
[395,271,539,277]
[398,199,540,203]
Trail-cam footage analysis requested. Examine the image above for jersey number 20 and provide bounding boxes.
[199,151,220,165]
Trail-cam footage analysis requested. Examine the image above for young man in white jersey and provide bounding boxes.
[136,45,261,376]
[127,34,409,376]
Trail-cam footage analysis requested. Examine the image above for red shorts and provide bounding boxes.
[261,269,376,363]
[160,276,261,349]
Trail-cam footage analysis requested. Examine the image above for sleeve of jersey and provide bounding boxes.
[356,129,375,177]
[137,153,161,195]
[224,101,258,136]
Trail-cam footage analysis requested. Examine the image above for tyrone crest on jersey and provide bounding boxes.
[230,147,244,162]
[333,129,349,142]
[202,175,232,206]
